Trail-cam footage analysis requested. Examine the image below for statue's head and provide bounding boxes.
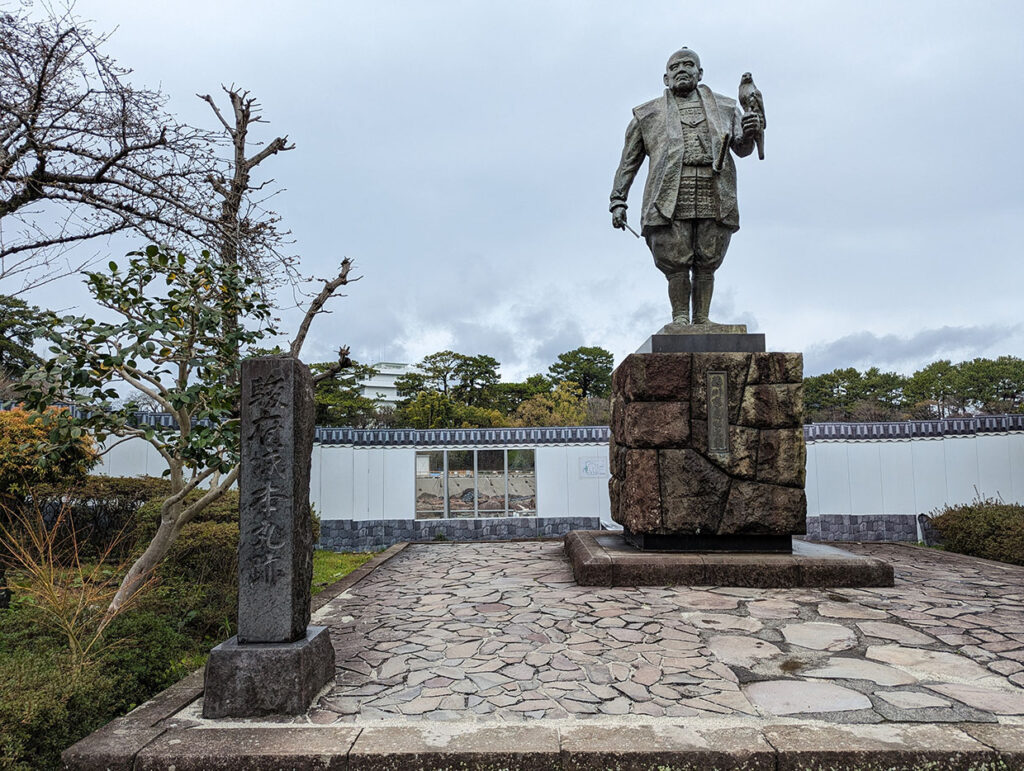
[664,48,702,96]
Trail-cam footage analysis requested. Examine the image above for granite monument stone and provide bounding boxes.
[203,356,335,717]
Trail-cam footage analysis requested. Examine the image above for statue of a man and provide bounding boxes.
[610,48,762,326]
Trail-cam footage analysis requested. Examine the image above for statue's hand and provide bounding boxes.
[611,206,628,230]
[741,112,762,137]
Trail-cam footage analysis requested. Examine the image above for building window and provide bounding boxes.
[414,450,444,519]
[414,449,535,519]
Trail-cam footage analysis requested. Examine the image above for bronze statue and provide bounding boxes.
[611,48,764,327]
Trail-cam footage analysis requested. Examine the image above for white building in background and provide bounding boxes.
[358,362,418,407]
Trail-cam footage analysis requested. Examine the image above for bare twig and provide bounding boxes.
[312,346,353,385]
[289,258,357,358]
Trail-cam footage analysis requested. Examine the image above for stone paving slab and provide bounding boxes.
[64,539,1024,770]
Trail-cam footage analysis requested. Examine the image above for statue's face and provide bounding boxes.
[663,51,702,95]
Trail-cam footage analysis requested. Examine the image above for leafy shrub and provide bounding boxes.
[26,476,170,560]
[0,407,96,501]
[931,497,1024,566]
[0,648,115,771]
[100,610,192,714]
[166,520,239,586]
[135,485,237,533]
[133,490,241,641]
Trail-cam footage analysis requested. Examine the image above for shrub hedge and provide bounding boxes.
[2,475,340,769]
[930,497,1024,566]
[25,476,171,560]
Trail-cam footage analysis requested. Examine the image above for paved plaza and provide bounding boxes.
[304,541,1024,725]
[67,539,1024,769]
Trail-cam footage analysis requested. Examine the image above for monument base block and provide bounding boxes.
[565,531,894,588]
[623,527,792,553]
[638,331,766,353]
[202,625,334,718]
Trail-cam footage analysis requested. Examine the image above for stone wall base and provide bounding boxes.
[317,516,601,552]
[805,514,919,542]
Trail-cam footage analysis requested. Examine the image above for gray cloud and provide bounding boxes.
[15,1,1024,385]
[805,325,1024,375]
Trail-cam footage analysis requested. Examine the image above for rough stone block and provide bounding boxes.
[611,394,625,438]
[739,383,804,428]
[610,350,808,544]
[690,420,759,479]
[719,480,807,535]
[659,449,730,533]
[756,428,807,487]
[202,626,335,718]
[613,353,691,401]
[612,449,661,531]
[690,352,752,422]
[238,356,315,644]
[622,400,690,447]
[746,352,803,384]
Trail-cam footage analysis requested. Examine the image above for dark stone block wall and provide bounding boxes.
[610,351,808,537]
[317,516,601,552]
[805,514,919,542]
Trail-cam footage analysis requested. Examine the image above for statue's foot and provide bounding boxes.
[657,319,693,335]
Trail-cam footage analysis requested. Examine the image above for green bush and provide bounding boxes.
[166,520,239,586]
[100,610,193,714]
[26,476,170,560]
[134,487,239,545]
[931,497,1024,566]
[0,648,115,771]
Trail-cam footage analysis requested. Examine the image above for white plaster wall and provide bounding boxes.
[535,445,611,523]
[95,437,166,478]
[807,432,1024,516]
[94,431,1024,521]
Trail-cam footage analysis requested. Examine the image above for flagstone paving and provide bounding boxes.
[275,540,1024,726]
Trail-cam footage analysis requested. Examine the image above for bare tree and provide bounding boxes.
[199,87,298,293]
[0,6,218,295]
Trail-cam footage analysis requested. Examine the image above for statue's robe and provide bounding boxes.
[611,85,752,234]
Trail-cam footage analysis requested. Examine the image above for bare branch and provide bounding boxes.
[0,8,218,291]
[289,258,357,358]
[312,346,353,385]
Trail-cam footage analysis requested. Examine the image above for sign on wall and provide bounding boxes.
[579,457,609,478]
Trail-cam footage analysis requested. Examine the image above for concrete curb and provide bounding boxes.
[64,720,1024,769]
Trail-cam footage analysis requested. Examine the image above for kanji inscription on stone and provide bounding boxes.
[237,356,315,644]
[707,371,729,454]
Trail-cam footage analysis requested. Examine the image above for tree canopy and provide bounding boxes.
[804,356,1024,421]
[548,346,614,399]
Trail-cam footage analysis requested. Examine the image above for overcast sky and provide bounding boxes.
[18,0,1024,380]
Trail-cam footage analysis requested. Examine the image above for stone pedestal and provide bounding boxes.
[203,356,334,718]
[203,626,335,718]
[610,342,807,552]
